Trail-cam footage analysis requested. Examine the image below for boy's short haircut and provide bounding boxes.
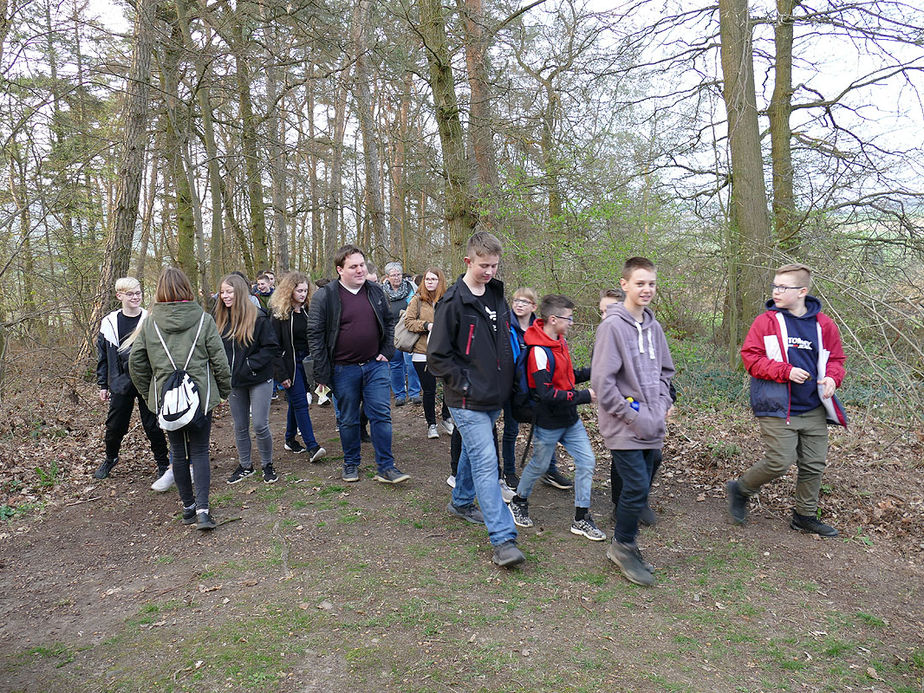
[115,276,141,293]
[315,277,332,288]
[539,294,575,321]
[513,287,539,305]
[256,273,271,282]
[365,262,378,277]
[466,230,503,258]
[335,244,365,269]
[622,257,655,279]
[776,263,812,289]
[600,287,623,300]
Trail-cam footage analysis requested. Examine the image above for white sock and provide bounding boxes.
[197,508,209,515]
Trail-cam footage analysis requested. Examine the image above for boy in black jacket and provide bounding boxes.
[95,277,170,486]
[428,231,524,568]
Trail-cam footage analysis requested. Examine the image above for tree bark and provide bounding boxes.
[769,0,797,251]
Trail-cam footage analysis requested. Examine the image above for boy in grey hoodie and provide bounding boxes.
[591,257,675,586]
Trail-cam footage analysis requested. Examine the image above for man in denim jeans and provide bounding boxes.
[428,231,524,568]
[308,245,410,485]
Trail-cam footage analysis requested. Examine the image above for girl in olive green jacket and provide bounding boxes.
[129,268,231,530]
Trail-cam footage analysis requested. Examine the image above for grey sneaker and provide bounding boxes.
[447,502,484,525]
[181,507,197,525]
[498,479,516,504]
[492,540,525,568]
[342,466,360,483]
[607,540,655,586]
[726,480,749,525]
[570,514,606,541]
[441,419,455,435]
[427,424,439,439]
[93,457,118,479]
[373,467,410,484]
[509,498,533,528]
[541,468,573,490]
[790,510,838,537]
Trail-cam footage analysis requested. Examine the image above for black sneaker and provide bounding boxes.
[492,540,525,568]
[790,510,838,537]
[509,498,533,528]
[373,467,410,484]
[394,398,407,407]
[181,507,197,525]
[342,466,360,483]
[410,396,422,405]
[93,457,118,479]
[726,480,749,525]
[447,502,484,525]
[504,473,520,489]
[541,469,573,490]
[307,445,326,463]
[570,514,607,541]
[226,465,255,484]
[607,540,655,586]
[196,512,217,530]
[263,464,279,484]
[284,439,305,454]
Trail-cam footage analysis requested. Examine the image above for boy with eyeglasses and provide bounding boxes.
[507,294,605,542]
[94,277,170,486]
[727,263,847,536]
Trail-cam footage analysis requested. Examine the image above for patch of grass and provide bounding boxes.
[854,611,886,627]
[292,500,308,510]
[210,492,233,508]
[153,554,174,565]
[318,484,345,497]
[26,643,76,668]
[34,459,62,488]
[573,571,608,586]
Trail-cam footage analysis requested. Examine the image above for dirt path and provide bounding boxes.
[1,398,922,692]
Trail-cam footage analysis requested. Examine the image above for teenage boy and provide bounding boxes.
[95,277,171,487]
[592,257,674,587]
[508,295,606,542]
[253,273,274,310]
[428,231,524,568]
[727,263,847,536]
[308,245,409,484]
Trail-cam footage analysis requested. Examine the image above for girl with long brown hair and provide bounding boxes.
[214,273,282,484]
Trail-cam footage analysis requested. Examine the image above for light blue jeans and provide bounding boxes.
[449,407,517,546]
[517,419,595,508]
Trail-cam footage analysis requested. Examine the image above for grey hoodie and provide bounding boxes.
[590,302,675,450]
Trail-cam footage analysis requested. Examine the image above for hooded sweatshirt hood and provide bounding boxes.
[149,301,205,333]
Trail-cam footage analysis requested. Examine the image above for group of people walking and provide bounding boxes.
[95,230,847,587]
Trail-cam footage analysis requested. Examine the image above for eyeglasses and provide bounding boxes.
[770,284,804,293]
[512,298,534,306]
[551,315,574,323]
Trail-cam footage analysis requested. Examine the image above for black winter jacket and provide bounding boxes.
[307,280,394,386]
[96,308,147,395]
[271,309,310,384]
[427,276,514,411]
[221,313,281,388]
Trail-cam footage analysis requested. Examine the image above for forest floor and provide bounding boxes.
[0,363,923,692]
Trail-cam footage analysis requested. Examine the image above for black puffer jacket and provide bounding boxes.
[307,280,394,386]
[221,313,280,388]
[427,276,514,411]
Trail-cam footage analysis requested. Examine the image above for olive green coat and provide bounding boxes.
[129,301,231,415]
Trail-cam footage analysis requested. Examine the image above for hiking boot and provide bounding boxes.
[181,507,197,525]
[541,469,573,490]
[93,457,118,479]
[607,540,656,586]
[374,467,410,484]
[498,479,516,504]
[196,512,217,530]
[509,497,533,528]
[571,514,606,541]
[492,540,525,568]
[790,510,839,537]
[447,502,484,525]
[726,480,749,525]
[307,445,326,463]
[446,475,456,488]
[226,465,255,484]
[151,466,175,492]
[410,396,422,405]
[263,464,279,484]
[342,466,360,483]
[441,419,455,435]
[284,439,305,454]
[639,504,658,527]
[394,397,407,407]
[427,424,439,439]
[360,428,371,443]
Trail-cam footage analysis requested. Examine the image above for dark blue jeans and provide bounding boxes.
[285,357,319,449]
[333,360,394,473]
[610,449,657,544]
[169,414,212,511]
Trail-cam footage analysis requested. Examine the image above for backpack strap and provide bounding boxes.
[183,313,206,370]
[151,320,177,370]
[151,313,206,371]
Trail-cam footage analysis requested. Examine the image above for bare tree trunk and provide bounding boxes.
[262,1,290,273]
[134,147,159,288]
[326,49,352,263]
[769,0,797,251]
[418,0,477,261]
[718,0,772,361]
[82,0,155,361]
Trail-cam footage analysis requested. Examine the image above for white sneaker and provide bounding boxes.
[151,466,175,492]
[427,424,439,439]
[499,479,515,504]
[442,419,455,435]
[446,475,456,488]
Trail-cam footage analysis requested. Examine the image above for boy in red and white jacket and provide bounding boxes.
[727,263,847,537]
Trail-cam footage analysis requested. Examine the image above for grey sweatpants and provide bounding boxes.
[228,379,274,469]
